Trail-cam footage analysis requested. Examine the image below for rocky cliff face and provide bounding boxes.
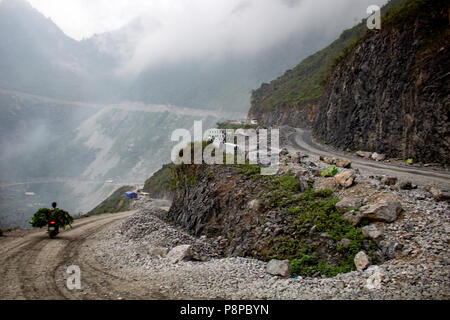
[248,101,318,128]
[313,0,449,164]
[248,0,449,164]
[166,164,269,258]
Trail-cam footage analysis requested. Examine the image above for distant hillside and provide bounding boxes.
[248,0,407,125]
[143,164,175,201]
[0,0,118,102]
[86,186,133,216]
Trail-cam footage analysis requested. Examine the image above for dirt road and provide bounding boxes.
[283,127,450,190]
[0,211,167,300]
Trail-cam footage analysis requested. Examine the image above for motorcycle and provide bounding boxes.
[47,220,60,238]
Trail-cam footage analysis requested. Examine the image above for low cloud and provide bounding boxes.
[27,0,388,75]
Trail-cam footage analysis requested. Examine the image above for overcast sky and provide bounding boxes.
[25,0,389,74]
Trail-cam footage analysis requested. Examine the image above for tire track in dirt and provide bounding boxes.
[0,211,166,300]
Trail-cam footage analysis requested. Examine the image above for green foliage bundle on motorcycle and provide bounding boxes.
[30,208,74,229]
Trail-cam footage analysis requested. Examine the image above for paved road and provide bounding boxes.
[283,127,450,190]
[0,211,167,300]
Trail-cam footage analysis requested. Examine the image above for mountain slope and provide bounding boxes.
[0,0,117,102]
[313,0,449,163]
[247,0,406,125]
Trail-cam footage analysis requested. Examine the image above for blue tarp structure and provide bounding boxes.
[125,192,138,199]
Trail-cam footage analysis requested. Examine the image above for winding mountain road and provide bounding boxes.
[0,211,167,300]
[283,127,450,190]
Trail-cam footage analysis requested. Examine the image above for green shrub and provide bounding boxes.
[321,165,338,177]
[237,164,261,176]
[262,185,377,278]
[87,186,133,216]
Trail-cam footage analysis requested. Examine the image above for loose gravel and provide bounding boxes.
[93,190,450,299]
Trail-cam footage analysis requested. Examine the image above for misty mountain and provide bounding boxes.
[0,0,351,111]
[0,0,119,102]
[89,16,340,112]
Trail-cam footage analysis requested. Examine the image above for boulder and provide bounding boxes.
[354,251,372,271]
[335,170,356,188]
[166,245,192,263]
[292,152,305,164]
[425,186,450,202]
[266,259,291,277]
[362,224,383,241]
[314,177,338,192]
[335,197,362,213]
[371,153,386,161]
[356,151,372,159]
[335,159,352,168]
[361,199,403,223]
[399,181,414,190]
[365,266,384,290]
[248,199,261,211]
[380,176,398,186]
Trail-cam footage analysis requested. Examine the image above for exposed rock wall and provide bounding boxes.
[247,103,318,128]
[166,164,270,257]
[313,2,449,163]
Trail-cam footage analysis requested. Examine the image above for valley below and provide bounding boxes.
[0,88,241,229]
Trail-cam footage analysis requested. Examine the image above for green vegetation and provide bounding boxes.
[261,175,377,277]
[406,158,414,164]
[250,0,407,113]
[87,186,133,216]
[30,208,73,229]
[321,165,339,177]
[236,164,261,177]
[144,164,176,195]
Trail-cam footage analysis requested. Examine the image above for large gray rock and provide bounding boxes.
[398,180,414,190]
[354,251,372,271]
[292,152,305,164]
[362,224,383,240]
[425,186,450,202]
[365,266,384,290]
[371,153,386,161]
[166,245,192,263]
[266,259,291,277]
[314,177,338,192]
[335,159,352,169]
[336,197,363,213]
[361,200,403,223]
[381,176,398,186]
[356,151,372,159]
[335,170,356,188]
